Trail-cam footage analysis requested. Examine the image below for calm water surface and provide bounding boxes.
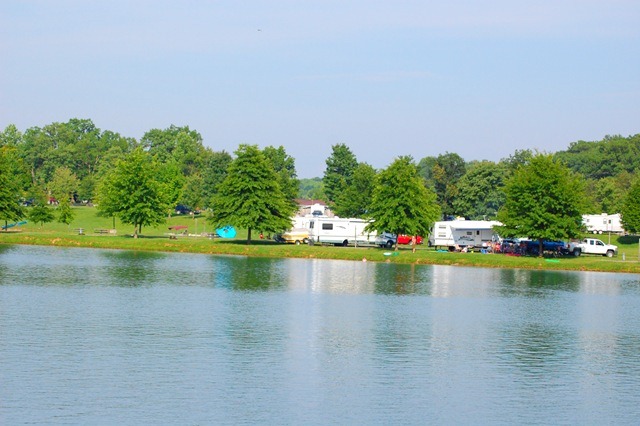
[1,244,640,425]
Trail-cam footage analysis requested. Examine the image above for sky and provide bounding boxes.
[1,1,639,178]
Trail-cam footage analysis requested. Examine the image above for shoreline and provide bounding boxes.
[2,231,640,274]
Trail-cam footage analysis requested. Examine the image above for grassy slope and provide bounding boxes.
[2,206,640,274]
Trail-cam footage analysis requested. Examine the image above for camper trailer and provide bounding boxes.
[582,213,624,234]
[308,217,377,247]
[429,220,501,250]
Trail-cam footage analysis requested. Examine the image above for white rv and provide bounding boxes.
[429,220,501,250]
[308,217,377,247]
[582,213,624,234]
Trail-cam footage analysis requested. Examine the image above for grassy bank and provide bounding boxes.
[2,206,640,273]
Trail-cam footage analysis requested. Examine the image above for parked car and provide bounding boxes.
[175,204,192,215]
[375,233,423,248]
[397,234,423,245]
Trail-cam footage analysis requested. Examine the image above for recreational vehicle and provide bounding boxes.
[429,220,501,250]
[308,217,377,247]
[582,213,624,234]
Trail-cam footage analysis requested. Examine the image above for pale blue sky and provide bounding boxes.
[1,1,638,177]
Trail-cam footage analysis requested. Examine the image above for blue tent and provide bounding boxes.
[216,226,237,238]
[2,220,27,230]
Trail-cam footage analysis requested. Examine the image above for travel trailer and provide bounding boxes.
[429,220,501,250]
[582,213,624,234]
[308,217,377,247]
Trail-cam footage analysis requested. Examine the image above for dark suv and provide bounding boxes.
[175,205,192,215]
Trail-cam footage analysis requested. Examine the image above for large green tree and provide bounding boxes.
[432,152,466,217]
[366,156,441,250]
[621,178,640,234]
[207,145,293,244]
[298,177,324,200]
[496,154,586,256]
[140,125,207,176]
[49,166,79,202]
[333,162,377,218]
[555,134,640,180]
[453,161,507,219]
[96,148,169,237]
[417,156,437,189]
[27,191,55,227]
[56,199,75,226]
[263,146,299,212]
[0,149,25,229]
[323,143,358,205]
[201,150,232,208]
[0,124,23,147]
[588,172,634,214]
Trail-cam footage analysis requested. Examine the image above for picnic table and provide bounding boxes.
[167,225,188,239]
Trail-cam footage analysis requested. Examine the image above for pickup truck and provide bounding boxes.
[523,239,568,256]
[568,238,618,257]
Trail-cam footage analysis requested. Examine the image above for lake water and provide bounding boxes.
[1,244,640,425]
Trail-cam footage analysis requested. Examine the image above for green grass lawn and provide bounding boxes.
[2,206,640,274]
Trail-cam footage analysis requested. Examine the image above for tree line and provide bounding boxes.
[1,118,640,243]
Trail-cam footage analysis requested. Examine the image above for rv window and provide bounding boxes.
[322,223,333,230]
[309,222,314,229]
[476,230,480,235]
[466,231,472,236]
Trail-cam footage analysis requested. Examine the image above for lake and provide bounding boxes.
[1,244,640,424]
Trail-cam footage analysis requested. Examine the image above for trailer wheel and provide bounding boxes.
[303,238,309,244]
[342,240,349,247]
[294,240,301,245]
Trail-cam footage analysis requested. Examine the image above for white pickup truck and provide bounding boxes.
[568,238,618,257]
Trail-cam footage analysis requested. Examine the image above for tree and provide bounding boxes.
[0,150,25,229]
[96,148,169,237]
[555,134,640,180]
[501,149,534,175]
[49,166,79,202]
[263,146,299,212]
[496,154,586,256]
[298,177,325,200]
[417,156,437,189]
[201,150,232,208]
[207,145,293,244]
[27,197,55,227]
[155,160,185,213]
[140,125,207,176]
[453,161,507,219]
[0,124,23,147]
[366,156,441,250]
[591,172,634,214]
[56,199,75,226]
[621,178,640,234]
[323,143,358,204]
[432,152,466,217]
[333,162,377,218]
[180,174,205,211]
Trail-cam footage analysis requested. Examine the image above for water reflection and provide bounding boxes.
[98,250,168,286]
[498,268,581,296]
[212,256,289,291]
[2,245,640,424]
